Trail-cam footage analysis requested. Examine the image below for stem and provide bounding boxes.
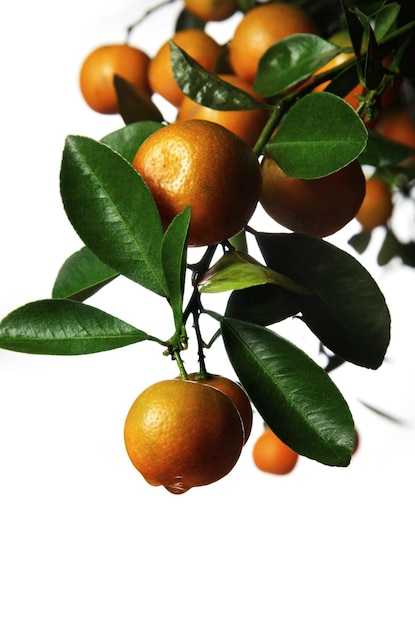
[252,102,285,157]
[126,0,179,41]
[192,310,208,378]
[172,347,188,380]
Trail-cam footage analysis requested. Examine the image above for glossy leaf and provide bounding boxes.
[254,34,341,97]
[256,232,391,369]
[0,300,149,355]
[114,75,164,125]
[199,250,309,294]
[266,92,368,178]
[221,317,355,466]
[161,206,190,336]
[101,120,164,163]
[225,283,300,326]
[60,136,168,297]
[52,247,118,301]
[170,41,264,110]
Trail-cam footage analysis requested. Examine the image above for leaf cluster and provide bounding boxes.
[2,0,412,469]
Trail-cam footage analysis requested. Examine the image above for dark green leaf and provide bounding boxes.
[254,34,341,97]
[360,129,415,166]
[0,300,149,355]
[374,2,401,40]
[348,229,372,254]
[221,317,355,466]
[341,0,365,54]
[175,8,206,30]
[102,121,164,163]
[256,232,391,369]
[170,41,264,110]
[52,247,118,301]
[60,135,168,297]
[266,92,367,178]
[114,75,164,125]
[352,7,384,88]
[161,206,190,335]
[225,283,300,325]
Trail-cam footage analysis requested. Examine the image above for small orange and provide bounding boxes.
[132,119,261,246]
[375,108,415,163]
[177,73,269,147]
[187,373,253,444]
[229,2,319,83]
[355,177,393,230]
[148,29,221,107]
[252,427,299,475]
[260,156,366,237]
[184,0,239,22]
[124,379,244,494]
[79,44,151,114]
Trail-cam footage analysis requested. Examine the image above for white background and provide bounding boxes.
[1,1,414,624]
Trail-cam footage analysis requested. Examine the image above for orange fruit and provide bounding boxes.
[148,29,221,107]
[355,177,393,230]
[184,0,239,22]
[353,428,359,455]
[252,427,299,475]
[177,73,269,148]
[124,379,244,494]
[79,44,151,114]
[260,156,366,237]
[229,2,319,83]
[375,108,415,163]
[186,373,253,444]
[132,119,261,246]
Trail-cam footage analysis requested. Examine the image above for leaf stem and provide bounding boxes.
[126,0,179,41]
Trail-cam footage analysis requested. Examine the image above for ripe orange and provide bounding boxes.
[229,2,319,83]
[186,373,253,444]
[375,108,415,163]
[252,427,299,475]
[79,44,151,114]
[132,119,261,246]
[148,29,221,107]
[260,156,366,237]
[355,177,393,230]
[184,0,238,22]
[177,73,269,148]
[124,379,244,494]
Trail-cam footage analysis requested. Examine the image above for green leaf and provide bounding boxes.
[114,75,164,125]
[169,41,264,110]
[225,283,300,326]
[52,247,118,301]
[373,2,401,41]
[266,92,368,178]
[60,135,168,297]
[161,206,190,336]
[199,250,309,294]
[256,232,391,369]
[221,317,355,466]
[0,300,149,355]
[101,120,164,163]
[352,7,384,88]
[254,34,341,97]
[175,8,206,30]
[360,129,415,166]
